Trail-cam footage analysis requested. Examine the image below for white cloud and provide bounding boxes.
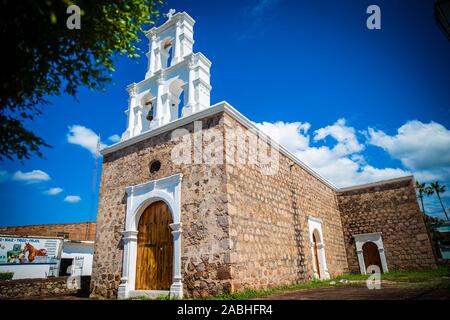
[256,119,409,188]
[314,118,364,156]
[12,170,50,183]
[108,134,121,143]
[367,120,450,182]
[44,187,63,196]
[67,125,106,158]
[0,170,7,183]
[64,195,81,203]
[255,121,310,151]
[251,0,281,16]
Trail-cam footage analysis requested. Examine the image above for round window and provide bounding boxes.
[149,160,161,174]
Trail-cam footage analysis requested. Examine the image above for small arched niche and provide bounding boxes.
[353,232,388,274]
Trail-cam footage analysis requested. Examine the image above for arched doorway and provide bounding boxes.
[312,232,321,278]
[135,201,173,290]
[308,217,330,279]
[362,241,383,273]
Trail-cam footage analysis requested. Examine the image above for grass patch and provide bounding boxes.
[381,267,450,282]
[205,279,337,300]
[335,266,450,283]
[0,272,14,281]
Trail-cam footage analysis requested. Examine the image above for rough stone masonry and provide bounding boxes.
[90,110,436,299]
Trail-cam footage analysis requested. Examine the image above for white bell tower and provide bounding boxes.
[122,10,212,140]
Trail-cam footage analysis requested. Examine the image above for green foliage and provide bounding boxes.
[430,181,449,221]
[335,266,450,283]
[0,0,163,161]
[0,272,14,281]
[415,180,427,213]
[416,180,449,221]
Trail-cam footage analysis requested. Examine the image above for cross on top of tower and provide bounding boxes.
[166,9,176,20]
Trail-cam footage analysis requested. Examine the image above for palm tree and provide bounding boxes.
[430,181,449,221]
[415,181,427,214]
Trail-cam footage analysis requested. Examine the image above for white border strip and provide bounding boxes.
[337,175,414,193]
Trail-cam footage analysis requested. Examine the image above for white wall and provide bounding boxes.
[0,264,53,280]
[61,241,94,276]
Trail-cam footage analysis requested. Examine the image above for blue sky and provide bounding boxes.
[1,0,450,226]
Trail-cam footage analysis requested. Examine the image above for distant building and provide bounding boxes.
[0,222,96,241]
[435,223,450,260]
[0,222,96,278]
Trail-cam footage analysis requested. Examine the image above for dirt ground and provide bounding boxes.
[8,280,450,300]
[257,282,450,300]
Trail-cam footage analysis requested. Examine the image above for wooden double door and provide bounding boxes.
[135,201,173,290]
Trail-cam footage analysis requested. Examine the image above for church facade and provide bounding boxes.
[90,11,436,299]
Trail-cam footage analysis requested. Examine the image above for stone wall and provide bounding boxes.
[91,110,354,299]
[91,113,232,298]
[91,107,437,299]
[223,114,349,292]
[337,177,436,273]
[0,276,90,299]
[0,222,96,241]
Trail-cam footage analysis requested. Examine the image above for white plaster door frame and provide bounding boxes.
[353,232,388,274]
[307,216,330,279]
[117,173,182,299]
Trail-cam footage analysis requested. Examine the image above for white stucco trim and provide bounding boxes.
[117,174,183,299]
[336,175,414,193]
[353,232,388,274]
[307,216,330,279]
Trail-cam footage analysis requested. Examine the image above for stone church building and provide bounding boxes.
[90,11,436,299]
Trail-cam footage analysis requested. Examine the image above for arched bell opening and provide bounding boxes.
[161,38,174,69]
[140,92,155,131]
[168,78,185,121]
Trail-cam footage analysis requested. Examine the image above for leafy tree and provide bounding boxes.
[416,181,428,214]
[430,182,449,221]
[0,0,163,161]
[422,213,445,259]
[415,181,435,214]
